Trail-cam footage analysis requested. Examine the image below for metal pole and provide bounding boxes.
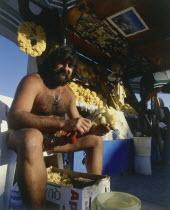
[62,0,67,46]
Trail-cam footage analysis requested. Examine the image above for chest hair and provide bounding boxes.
[32,91,68,117]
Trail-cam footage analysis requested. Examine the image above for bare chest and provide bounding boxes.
[32,90,69,116]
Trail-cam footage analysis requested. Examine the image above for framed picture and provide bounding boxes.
[107,7,149,37]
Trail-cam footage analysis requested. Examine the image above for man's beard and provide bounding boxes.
[45,68,72,87]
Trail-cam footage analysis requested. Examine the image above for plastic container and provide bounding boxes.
[71,139,133,176]
[133,137,152,156]
[92,192,141,210]
[102,140,133,176]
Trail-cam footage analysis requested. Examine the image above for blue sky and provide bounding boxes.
[0,35,169,108]
[0,35,28,98]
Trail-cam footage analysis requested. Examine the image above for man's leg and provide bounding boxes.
[7,128,46,209]
[85,142,103,175]
[51,134,103,175]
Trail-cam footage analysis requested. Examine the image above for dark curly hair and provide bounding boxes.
[38,46,78,78]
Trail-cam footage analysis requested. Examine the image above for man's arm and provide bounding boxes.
[65,87,112,136]
[64,88,92,135]
[8,75,66,133]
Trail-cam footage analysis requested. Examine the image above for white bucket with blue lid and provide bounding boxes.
[92,192,141,210]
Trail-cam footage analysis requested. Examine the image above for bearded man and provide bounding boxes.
[7,46,111,209]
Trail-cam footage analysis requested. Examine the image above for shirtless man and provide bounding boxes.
[7,46,111,209]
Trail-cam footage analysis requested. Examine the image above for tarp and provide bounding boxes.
[154,70,170,90]
[129,70,170,94]
[0,0,79,44]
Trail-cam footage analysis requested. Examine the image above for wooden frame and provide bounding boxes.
[107,7,149,37]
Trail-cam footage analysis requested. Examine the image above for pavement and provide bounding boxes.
[110,163,170,210]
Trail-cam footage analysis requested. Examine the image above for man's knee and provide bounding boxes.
[10,128,43,154]
[93,135,103,148]
[83,134,103,148]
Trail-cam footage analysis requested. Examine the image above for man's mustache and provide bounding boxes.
[54,68,67,77]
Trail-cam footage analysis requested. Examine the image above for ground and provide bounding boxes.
[110,164,170,210]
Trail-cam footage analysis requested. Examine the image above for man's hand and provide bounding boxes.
[63,116,92,135]
[92,124,115,136]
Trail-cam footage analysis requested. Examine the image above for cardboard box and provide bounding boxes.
[46,167,110,210]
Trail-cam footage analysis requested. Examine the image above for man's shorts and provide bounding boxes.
[7,129,66,151]
[7,130,87,157]
[43,133,67,151]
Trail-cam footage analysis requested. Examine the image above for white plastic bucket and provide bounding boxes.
[133,137,152,156]
[92,192,141,210]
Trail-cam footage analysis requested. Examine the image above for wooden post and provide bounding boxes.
[152,96,164,160]
[163,110,170,164]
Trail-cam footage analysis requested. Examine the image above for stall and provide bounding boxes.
[1,0,170,171]
[0,1,170,208]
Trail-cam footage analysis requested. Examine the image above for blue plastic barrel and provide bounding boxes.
[71,139,133,176]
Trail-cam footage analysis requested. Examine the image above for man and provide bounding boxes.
[7,46,111,209]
